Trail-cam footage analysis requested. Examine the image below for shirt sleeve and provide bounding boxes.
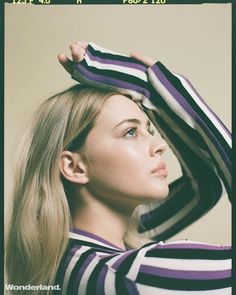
[57,240,232,295]
[71,42,231,242]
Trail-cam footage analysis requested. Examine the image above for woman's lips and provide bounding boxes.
[151,162,168,177]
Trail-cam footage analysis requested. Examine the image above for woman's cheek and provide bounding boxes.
[87,136,147,178]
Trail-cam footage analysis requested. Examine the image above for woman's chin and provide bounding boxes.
[149,185,169,201]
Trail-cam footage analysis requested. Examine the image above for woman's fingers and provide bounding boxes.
[75,41,89,49]
[130,52,155,67]
[58,41,89,74]
[57,54,74,74]
[70,41,88,62]
[70,43,86,63]
[59,42,154,76]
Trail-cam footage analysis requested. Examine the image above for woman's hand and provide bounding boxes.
[130,52,155,67]
[57,41,88,75]
[57,41,155,75]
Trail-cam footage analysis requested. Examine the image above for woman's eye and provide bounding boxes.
[125,127,138,137]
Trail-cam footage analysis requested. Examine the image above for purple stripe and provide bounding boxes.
[124,277,140,295]
[74,62,151,99]
[159,69,231,191]
[167,69,231,155]
[71,228,125,251]
[112,251,136,269]
[151,65,230,167]
[96,265,108,295]
[178,73,231,137]
[140,265,231,280]
[86,50,147,72]
[56,245,82,286]
[153,243,231,251]
[74,252,97,291]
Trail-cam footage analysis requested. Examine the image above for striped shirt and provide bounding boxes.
[54,43,232,294]
[54,228,231,294]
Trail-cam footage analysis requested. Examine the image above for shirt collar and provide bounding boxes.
[69,227,126,251]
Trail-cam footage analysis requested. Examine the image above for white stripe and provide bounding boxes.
[126,244,156,281]
[173,73,231,148]
[62,246,90,295]
[104,266,116,295]
[103,251,137,294]
[142,257,231,271]
[142,96,161,110]
[116,88,144,101]
[85,53,148,82]
[151,239,230,247]
[77,255,100,295]
[136,283,231,295]
[194,125,231,185]
[96,251,116,257]
[148,67,230,189]
[104,252,129,267]
[137,197,198,240]
[148,68,195,128]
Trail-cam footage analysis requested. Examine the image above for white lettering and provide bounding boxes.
[5,284,61,291]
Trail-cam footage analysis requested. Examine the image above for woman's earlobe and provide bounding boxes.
[60,151,89,184]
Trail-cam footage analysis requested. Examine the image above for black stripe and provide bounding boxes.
[156,61,231,159]
[158,64,232,187]
[145,248,231,260]
[139,107,222,233]
[151,203,206,242]
[53,240,77,291]
[155,62,231,198]
[155,107,223,203]
[139,182,192,230]
[88,44,146,66]
[66,248,97,294]
[86,256,112,295]
[115,251,140,295]
[77,59,152,94]
[136,272,231,291]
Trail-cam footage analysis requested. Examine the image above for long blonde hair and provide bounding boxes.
[5,85,118,294]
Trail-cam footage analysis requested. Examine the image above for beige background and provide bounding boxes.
[5,3,231,244]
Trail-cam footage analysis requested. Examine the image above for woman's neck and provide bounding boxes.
[70,187,134,250]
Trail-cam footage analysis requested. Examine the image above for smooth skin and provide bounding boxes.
[58,42,168,249]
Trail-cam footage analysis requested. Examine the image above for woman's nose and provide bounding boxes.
[150,137,167,157]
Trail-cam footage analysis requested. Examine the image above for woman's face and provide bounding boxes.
[84,94,169,210]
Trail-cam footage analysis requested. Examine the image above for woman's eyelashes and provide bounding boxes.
[125,127,138,138]
[123,125,155,138]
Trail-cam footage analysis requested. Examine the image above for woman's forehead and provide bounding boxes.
[98,94,147,125]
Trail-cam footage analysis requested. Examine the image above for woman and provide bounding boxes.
[5,41,231,294]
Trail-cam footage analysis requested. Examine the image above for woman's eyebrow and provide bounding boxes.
[113,118,150,129]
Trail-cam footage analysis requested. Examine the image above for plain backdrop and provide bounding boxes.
[5,3,231,244]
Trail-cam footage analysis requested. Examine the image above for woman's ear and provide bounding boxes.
[60,151,89,184]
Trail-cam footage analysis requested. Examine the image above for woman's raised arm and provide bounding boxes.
[57,41,231,244]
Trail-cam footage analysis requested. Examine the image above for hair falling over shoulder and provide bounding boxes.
[5,85,118,295]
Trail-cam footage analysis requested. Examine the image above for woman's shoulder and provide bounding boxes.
[54,230,231,294]
[65,229,231,269]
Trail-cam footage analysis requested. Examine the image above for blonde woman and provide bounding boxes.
[5,41,231,294]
